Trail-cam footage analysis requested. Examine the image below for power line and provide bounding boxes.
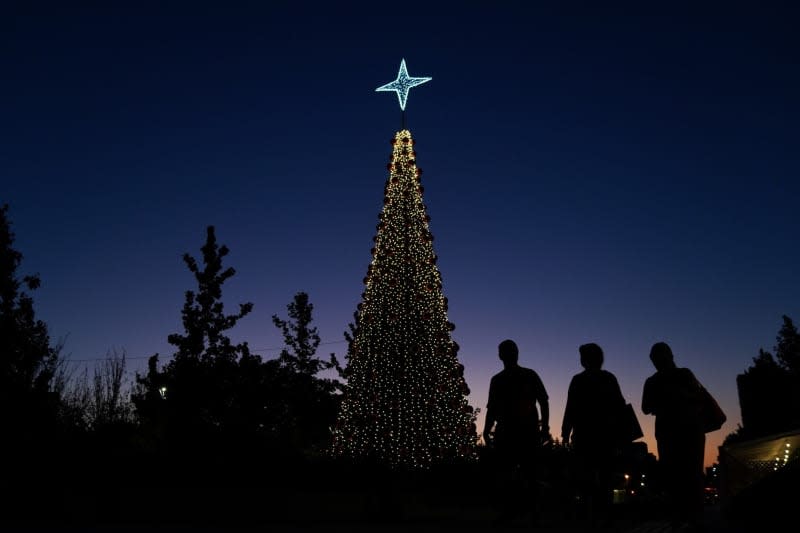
[60,340,348,363]
[251,340,348,352]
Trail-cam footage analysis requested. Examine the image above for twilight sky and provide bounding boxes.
[3,2,799,467]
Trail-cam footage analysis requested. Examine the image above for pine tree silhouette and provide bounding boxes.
[0,204,61,455]
[332,130,477,469]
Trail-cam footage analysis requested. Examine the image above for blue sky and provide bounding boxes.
[3,1,799,466]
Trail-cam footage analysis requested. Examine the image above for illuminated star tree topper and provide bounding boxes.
[375,58,432,111]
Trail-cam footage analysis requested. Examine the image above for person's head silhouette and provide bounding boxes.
[498,339,519,367]
[650,342,677,371]
[579,343,604,370]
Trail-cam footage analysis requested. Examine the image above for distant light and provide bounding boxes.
[624,474,630,480]
[376,59,432,111]
[159,386,167,399]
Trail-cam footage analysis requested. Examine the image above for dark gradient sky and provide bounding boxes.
[3,2,799,467]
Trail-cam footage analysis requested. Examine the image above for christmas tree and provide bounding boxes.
[331,62,477,468]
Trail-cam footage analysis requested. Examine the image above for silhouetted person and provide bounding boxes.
[483,339,550,525]
[561,342,626,525]
[642,342,706,530]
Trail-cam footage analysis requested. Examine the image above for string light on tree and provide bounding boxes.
[332,62,476,469]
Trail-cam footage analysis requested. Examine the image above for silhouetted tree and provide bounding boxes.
[273,292,322,374]
[333,310,359,382]
[63,349,134,431]
[774,315,800,376]
[58,349,139,490]
[272,291,341,453]
[131,353,168,453]
[0,204,62,456]
[133,226,254,451]
[735,315,800,440]
[93,350,134,427]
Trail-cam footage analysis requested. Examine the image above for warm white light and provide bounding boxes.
[331,129,476,469]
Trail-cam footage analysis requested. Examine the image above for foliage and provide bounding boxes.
[0,204,62,448]
[746,315,800,376]
[62,349,135,431]
[273,291,332,377]
[271,291,342,453]
[130,228,343,464]
[132,226,255,445]
[167,225,253,365]
[334,310,360,382]
[734,315,800,441]
[774,315,800,376]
